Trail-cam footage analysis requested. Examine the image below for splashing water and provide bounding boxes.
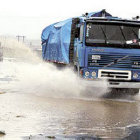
[0,37,108,99]
[0,36,41,63]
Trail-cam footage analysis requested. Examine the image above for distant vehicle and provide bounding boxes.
[41,10,140,95]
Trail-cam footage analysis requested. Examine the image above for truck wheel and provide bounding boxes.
[104,88,139,98]
[74,66,78,72]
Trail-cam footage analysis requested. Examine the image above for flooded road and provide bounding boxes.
[0,92,140,140]
[0,38,140,139]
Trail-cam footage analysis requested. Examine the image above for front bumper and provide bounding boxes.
[82,68,140,88]
[82,80,140,89]
[108,81,140,89]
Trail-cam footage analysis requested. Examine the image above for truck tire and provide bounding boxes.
[53,62,67,70]
[104,88,139,98]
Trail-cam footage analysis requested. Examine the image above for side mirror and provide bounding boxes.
[138,29,140,45]
[138,29,140,39]
[80,25,84,43]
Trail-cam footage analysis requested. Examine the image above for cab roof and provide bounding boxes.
[84,9,140,25]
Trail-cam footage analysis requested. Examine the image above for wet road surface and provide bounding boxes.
[0,92,140,139]
[1,31,140,140]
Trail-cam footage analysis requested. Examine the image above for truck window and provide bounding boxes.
[123,26,138,40]
[86,23,105,44]
[86,22,140,48]
[105,25,124,44]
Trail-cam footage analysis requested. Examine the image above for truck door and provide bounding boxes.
[74,24,85,67]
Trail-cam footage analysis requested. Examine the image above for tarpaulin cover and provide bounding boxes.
[41,18,72,64]
[41,10,113,64]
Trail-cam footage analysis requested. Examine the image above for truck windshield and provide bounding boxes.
[86,22,140,48]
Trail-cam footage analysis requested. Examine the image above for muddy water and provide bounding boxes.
[0,92,140,140]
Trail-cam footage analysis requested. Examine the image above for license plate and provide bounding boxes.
[92,55,101,60]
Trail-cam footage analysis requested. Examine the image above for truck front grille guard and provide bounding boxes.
[98,69,131,80]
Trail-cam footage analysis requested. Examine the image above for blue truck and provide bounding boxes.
[41,10,140,95]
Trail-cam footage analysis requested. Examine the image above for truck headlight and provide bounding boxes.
[92,71,96,77]
[85,71,89,77]
[133,73,139,79]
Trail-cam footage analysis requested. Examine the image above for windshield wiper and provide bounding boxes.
[100,25,109,44]
[131,27,138,38]
[119,26,126,45]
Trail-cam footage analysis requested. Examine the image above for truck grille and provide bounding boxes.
[98,69,131,80]
[88,53,140,69]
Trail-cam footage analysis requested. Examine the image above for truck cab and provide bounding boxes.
[74,13,140,93]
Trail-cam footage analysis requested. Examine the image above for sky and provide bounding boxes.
[0,0,140,39]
